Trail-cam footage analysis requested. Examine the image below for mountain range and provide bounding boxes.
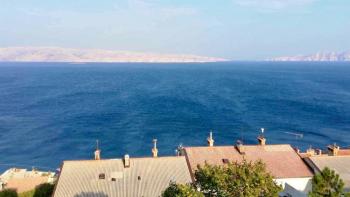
[268,51,350,61]
[0,47,227,63]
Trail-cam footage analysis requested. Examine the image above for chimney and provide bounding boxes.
[236,140,245,154]
[316,149,322,155]
[94,140,101,160]
[176,144,185,156]
[152,139,158,158]
[257,128,266,145]
[123,154,130,168]
[328,144,340,156]
[207,131,214,147]
[306,147,315,156]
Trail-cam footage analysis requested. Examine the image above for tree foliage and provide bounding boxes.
[162,160,282,197]
[162,182,204,197]
[309,167,347,197]
[32,183,55,197]
[0,189,18,197]
[195,160,282,197]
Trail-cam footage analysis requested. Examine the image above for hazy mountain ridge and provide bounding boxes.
[268,51,350,61]
[0,47,227,63]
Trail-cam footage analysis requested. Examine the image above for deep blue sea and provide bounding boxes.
[0,62,350,172]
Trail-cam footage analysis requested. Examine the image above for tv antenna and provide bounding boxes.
[96,139,100,150]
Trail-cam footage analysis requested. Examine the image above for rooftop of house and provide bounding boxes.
[183,144,313,179]
[302,146,350,191]
[0,168,55,193]
[53,156,192,197]
[337,149,350,156]
[306,155,350,190]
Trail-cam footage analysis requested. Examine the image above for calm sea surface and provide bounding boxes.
[0,62,350,171]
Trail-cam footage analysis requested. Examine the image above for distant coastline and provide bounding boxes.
[0,47,228,63]
[268,51,350,62]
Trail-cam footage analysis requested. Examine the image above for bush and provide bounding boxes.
[33,183,55,197]
[195,160,282,197]
[309,167,346,197]
[162,160,282,197]
[162,182,204,197]
[0,189,18,197]
[18,189,35,197]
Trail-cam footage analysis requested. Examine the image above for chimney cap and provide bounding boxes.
[94,140,101,160]
[329,143,339,147]
[315,149,322,155]
[152,139,158,157]
[207,131,214,147]
[124,154,130,168]
[328,143,340,150]
[235,140,245,154]
[327,143,340,156]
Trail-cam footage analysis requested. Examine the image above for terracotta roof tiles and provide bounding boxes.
[184,144,313,179]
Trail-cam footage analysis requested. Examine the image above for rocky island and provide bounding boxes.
[268,51,350,61]
[0,47,227,63]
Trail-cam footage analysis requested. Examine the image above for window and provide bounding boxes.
[111,178,116,181]
[99,173,105,179]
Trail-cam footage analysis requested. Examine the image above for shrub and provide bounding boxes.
[162,160,282,197]
[33,183,55,197]
[0,189,18,197]
[309,167,346,197]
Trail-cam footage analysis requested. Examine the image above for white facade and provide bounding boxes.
[275,177,312,197]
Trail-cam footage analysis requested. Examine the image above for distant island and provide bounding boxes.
[0,47,227,63]
[268,51,350,61]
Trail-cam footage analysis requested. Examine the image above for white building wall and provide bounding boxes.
[275,177,312,197]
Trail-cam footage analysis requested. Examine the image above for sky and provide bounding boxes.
[0,0,349,60]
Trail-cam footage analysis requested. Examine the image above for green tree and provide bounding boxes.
[309,167,346,197]
[0,189,18,197]
[344,193,350,197]
[162,160,282,197]
[195,160,282,197]
[33,183,55,197]
[162,182,204,197]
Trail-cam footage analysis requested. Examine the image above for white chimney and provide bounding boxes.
[94,140,101,160]
[257,128,266,146]
[236,140,245,154]
[306,147,315,156]
[207,131,214,147]
[124,154,130,168]
[152,139,158,158]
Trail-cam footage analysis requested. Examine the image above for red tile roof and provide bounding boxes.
[184,144,313,179]
[6,177,48,193]
[338,149,350,156]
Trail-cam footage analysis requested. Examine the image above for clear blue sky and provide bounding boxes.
[0,0,349,60]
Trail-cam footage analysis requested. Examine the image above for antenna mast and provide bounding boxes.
[96,139,99,150]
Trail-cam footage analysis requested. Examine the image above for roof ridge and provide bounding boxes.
[63,156,186,163]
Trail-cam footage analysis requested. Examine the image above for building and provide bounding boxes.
[53,156,192,197]
[52,134,322,197]
[0,168,55,193]
[303,144,350,192]
[182,133,314,197]
[53,140,192,197]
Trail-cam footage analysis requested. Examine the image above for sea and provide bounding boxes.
[0,62,350,172]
